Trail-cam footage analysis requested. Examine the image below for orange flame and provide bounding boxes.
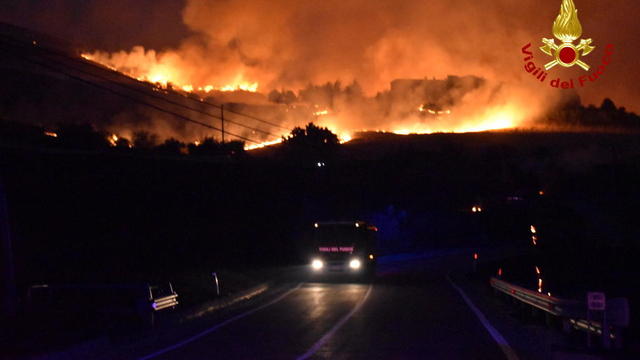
[81,48,525,147]
[81,50,259,93]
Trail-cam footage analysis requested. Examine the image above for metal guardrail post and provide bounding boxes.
[146,283,155,328]
[147,283,153,302]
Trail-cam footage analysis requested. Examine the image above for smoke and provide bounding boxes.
[8,0,636,142]
[92,0,544,92]
[77,0,569,139]
[179,0,552,92]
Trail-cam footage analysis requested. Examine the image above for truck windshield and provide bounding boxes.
[313,226,365,246]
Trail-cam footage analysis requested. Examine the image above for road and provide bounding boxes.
[128,252,512,360]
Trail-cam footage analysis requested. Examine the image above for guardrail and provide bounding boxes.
[490,277,583,317]
[149,282,179,311]
[490,276,629,349]
[26,282,179,328]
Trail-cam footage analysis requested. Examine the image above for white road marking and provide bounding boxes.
[447,275,520,360]
[296,284,374,360]
[137,283,302,360]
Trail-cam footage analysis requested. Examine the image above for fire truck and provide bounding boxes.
[308,221,378,276]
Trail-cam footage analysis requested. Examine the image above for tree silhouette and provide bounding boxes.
[600,98,617,113]
[156,138,186,155]
[58,124,109,150]
[222,140,245,155]
[133,131,158,149]
[282,122,339,161]
[188,137,220,156]
[188,138,245,156]
[115,137,132,149]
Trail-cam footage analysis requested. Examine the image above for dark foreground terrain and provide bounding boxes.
[1,130,639,358]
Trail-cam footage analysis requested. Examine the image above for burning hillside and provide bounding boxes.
[80,46,530,148]
[81,48,259,93]
[6,0,635,150]
[66,0,570,146]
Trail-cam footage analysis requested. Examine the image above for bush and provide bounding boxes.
[156,138,186,155]
[188,138,245,157]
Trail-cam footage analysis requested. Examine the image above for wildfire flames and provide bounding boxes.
[81,50,259,93]
[11,0,636,153]
[78,46,526,150]
[393,109,516,135]
[73,0,550,151]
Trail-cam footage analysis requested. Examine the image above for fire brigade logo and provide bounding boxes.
[540,0,595,71]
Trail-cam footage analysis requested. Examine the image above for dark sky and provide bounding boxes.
[0,0,190,51]
[1,0,638,114]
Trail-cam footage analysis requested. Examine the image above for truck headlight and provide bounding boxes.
[311,259,324,270]
[349,258,361,270]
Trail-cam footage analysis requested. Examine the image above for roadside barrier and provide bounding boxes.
[26,282,179,328]
[490,276,629,349]
[149,283,179,311]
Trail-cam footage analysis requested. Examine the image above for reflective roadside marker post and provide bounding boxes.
[586,292,606,348]
[212,272,220,296]
[472,253,478,273]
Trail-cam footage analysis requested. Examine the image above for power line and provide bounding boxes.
[74,51,291,131]
[68,54,282,137]
[0,41,261,144]
[4,33,290,132]
[192,96,290,131]
[0,35,282,138]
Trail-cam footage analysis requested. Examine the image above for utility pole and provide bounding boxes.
[0,178,16,317]
[221,104,225,143]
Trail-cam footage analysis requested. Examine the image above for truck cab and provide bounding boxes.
[308,221,378,277]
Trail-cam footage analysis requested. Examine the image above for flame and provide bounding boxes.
[108,134,118,146]
[219,80,259,92]
[317,122,353,144]
[244,124,352,151]
[244,138,283,151]
[339,133,352,144]
[553,0,582,43]
[390,107,517,135]
[80,50,259,93]
[244,104,522,151]
[80,48,525,148]
[419,105,451,115]
[44,131,58,138]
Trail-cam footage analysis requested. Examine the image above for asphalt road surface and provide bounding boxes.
[130,252,513,360]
